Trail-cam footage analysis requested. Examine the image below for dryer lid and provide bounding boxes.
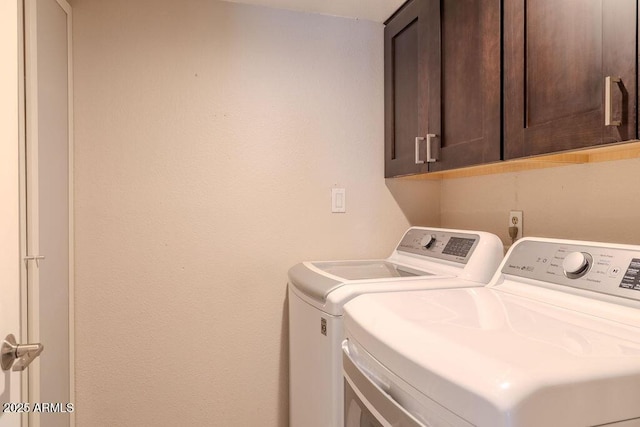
[343,287,640,426]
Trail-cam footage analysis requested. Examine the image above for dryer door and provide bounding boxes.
[344,378,385,427]
[342,341,424,427]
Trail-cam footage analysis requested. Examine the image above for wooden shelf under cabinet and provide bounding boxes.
[397,140,640,180]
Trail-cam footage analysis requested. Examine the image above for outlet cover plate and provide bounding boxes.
[509,210,523,239]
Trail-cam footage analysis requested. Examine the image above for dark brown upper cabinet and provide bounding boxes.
[384,0,432,177]
[504,0,638,160]
[384,0,501,177]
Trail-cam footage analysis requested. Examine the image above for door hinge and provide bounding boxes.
[23,255,45,266]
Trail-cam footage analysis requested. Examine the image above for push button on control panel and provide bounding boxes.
[442,237,475,258]
[609,266,621,277]
[620,259,640,291]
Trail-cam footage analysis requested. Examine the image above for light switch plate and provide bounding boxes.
[331,188,346,213]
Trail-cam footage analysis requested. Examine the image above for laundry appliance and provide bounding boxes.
[288,227,504,427]
[343,236,640,426]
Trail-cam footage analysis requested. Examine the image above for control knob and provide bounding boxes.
[420,234,437,249]
[562,251,592,279]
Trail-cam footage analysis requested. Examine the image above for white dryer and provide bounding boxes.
[288,227,504,427]
[343,237,640,426]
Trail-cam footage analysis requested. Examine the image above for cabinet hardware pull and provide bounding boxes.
[605,76,622,127]
[426,134,438,163]
[415,136,425,164]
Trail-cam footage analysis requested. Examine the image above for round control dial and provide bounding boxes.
[420,234,437,249]
[562,252,593,279]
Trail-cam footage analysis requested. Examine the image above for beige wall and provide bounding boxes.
[65,0,640,423]
[441,157,640,247]
[71,0,439,425]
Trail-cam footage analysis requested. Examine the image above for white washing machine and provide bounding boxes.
[288,227,504,427]
[343,237,640,427]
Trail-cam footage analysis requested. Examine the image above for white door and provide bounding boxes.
[1,0,25,426]
[24,0,74,426]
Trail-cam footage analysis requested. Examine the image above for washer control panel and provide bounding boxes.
[502,240,640,300]
[397,229,479,264]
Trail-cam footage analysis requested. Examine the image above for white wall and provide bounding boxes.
[71,0,440,425]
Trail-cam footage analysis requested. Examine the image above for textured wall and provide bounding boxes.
[71,0,440,425]
[441,157,640,247]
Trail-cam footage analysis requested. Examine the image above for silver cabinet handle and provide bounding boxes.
[414,136,425,164]
[416,135,438,164]
[426,133,438,163]
[605,76,622,126]
[1,334,43,372]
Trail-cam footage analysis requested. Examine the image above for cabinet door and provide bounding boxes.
[384,0,500,177]
[428,0,501,172]
[384,0,438,177]
[504,0,637,159]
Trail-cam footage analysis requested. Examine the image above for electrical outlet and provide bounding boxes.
[509,210,523,240]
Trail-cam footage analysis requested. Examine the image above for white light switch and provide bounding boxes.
[331,188,346,213]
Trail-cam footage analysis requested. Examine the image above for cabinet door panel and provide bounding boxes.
[429,0,500,171]
[391,19,421,172]
[504,0,637,159]
[442,0,482,145]
[528,1,602,126]
[385,1,429,177]
[603,0,637,143]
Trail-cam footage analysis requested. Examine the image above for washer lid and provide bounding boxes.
[343,287,640,427]
[288,260,432,303]
[311,260,429,280]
